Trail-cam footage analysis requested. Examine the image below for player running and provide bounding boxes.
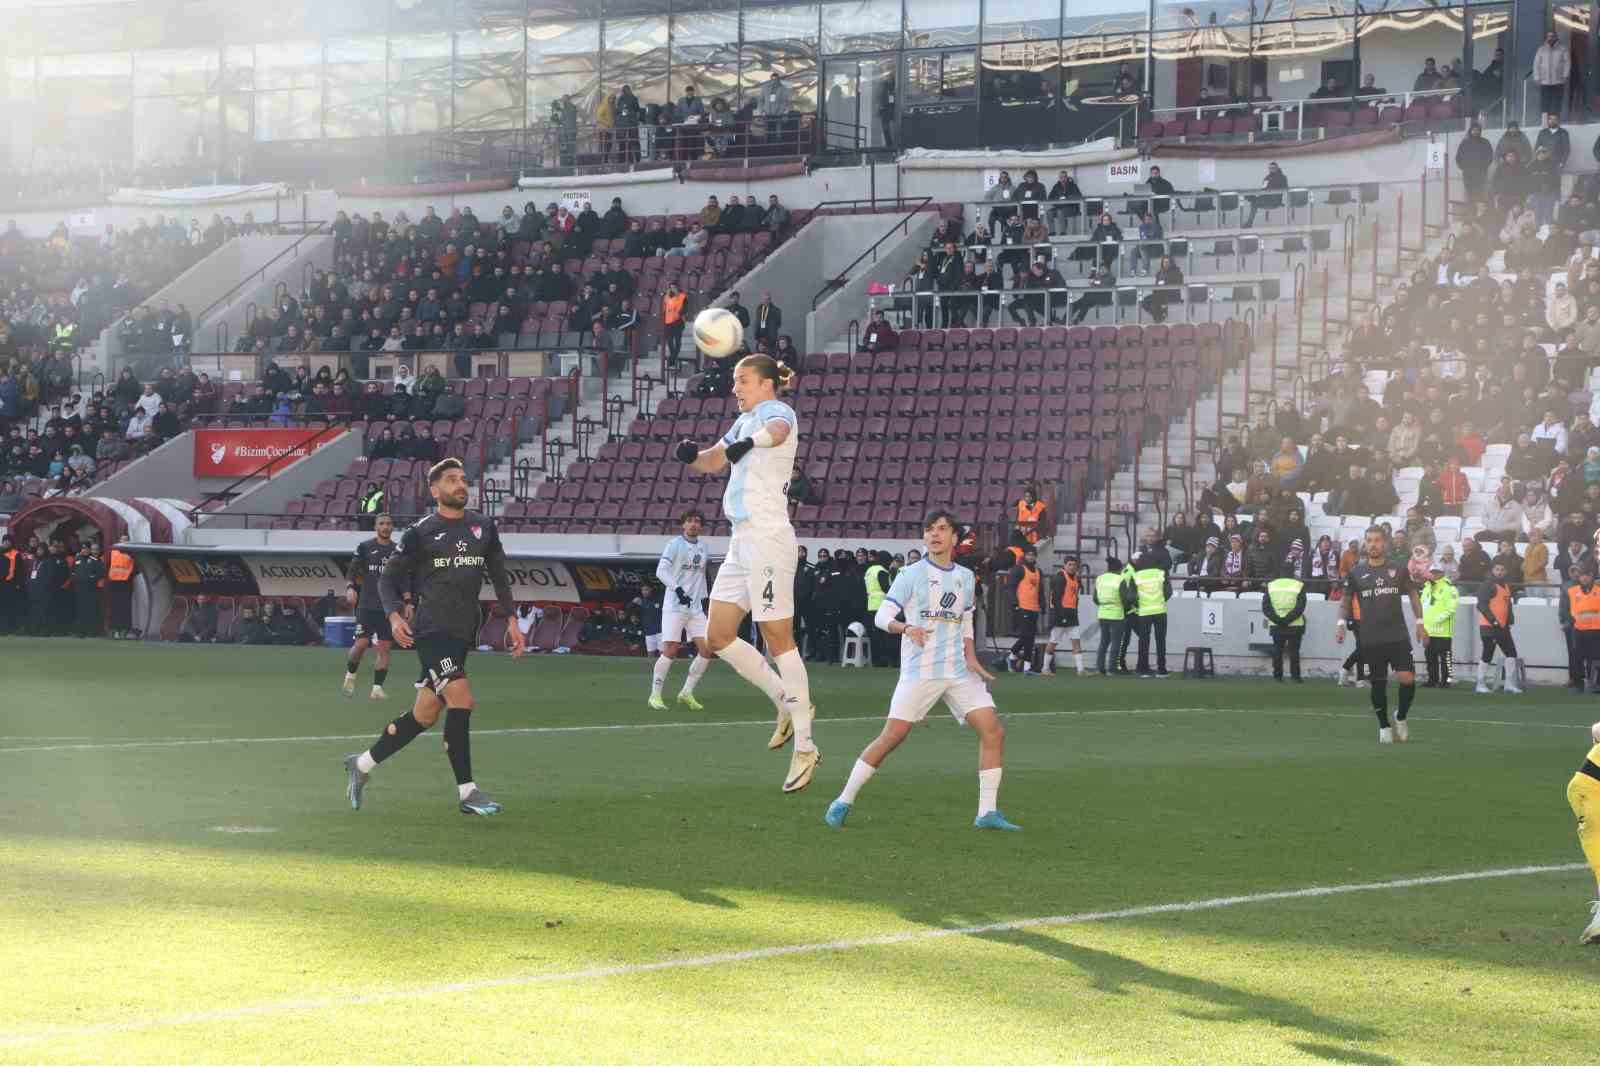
[1565,721,1600,943]
[649,508,715,711]
[825,510,1017,830]
[676,354,819,793]
[343,458,523,816]
[342,513,401,700]
[1336,526,1426,744]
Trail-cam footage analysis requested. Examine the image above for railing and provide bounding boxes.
[191,220,329,354]
[1145,86,1495,140]
[433,114,817,177]
[958,181,1387,237]
[958,229,1331,280]
[809,196,936,310]
[866,280,1282,329]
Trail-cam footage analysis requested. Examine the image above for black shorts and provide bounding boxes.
[354,608,392,643]
[415,637,470,695]
[1363,641,1415,676]
[1052,607,1080,628]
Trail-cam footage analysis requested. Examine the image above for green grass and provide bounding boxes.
[3,639,1600,1064]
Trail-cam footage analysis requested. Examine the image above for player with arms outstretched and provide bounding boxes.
[342,513,402,700]
[649,508,715,711]
[1336,525,1426,744]
[825,510,1019,831]
[675,354,819,792]
[342,458,524,815]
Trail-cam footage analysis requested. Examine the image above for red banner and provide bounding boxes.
[193,427,342,478]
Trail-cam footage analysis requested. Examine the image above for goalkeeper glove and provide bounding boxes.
[675,587,692,607]
[675,439,699,463]
[724,437,755,463]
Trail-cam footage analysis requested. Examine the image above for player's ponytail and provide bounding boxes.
[736,353,795,394]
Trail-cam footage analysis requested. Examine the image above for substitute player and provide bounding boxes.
[676,354,819,792]
[650,508,714,711]
[1566,721,1600,943]
[342,513,401,700]
[1041,555,1086,677]
[342,459,523,816]
[1336,526,1426,744]
[1474,560,1522,695]
[824,510,1019,831]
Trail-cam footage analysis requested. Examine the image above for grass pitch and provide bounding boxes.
[3,639,1599,1064]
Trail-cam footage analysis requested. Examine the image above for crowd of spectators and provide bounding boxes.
[1150,131,1600,597]
[272,194,790,368]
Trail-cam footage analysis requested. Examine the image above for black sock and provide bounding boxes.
[368,712,427,764]
[1397,682,1415,721]
[444,709,472,786]
[345,658,359,676]
[1371,679,1391,728]
[373,668,388,686]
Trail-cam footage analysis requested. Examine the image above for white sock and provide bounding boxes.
[458,781,476,800]
[681,655,710,697]
[1074,652,1084,671]
[774,649,815,752]
[978,767,1002,816]
[838,758,876,804]
[356,751,377,774]
[651,655,673,696]
[715,638,786,708]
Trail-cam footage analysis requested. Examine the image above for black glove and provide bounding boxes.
[675,587,692,607]
[724,437,755,464]
[675,439,699,463]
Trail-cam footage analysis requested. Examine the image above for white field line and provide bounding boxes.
[0,705,1590,755]
[0,860,1584,1048]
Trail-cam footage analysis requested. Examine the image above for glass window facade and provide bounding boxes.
[0,0,1502,167]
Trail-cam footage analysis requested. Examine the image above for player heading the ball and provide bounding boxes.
[675,354,820,793]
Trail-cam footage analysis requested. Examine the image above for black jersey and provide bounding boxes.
[1344,559,1414,646]
[350,537,398,612]
[380,510,513,643]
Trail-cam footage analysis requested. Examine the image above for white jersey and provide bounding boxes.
[884,559,977,682]
[656,534,709,603]
[720,399,798,527]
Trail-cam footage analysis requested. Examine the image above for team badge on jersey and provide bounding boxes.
[470,525,483,540]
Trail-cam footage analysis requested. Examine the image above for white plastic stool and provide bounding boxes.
[841,621,869,667]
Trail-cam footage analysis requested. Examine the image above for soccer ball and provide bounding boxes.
[693,307,743,358]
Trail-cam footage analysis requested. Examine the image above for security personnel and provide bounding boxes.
[27,537,71,636]
[70,542,107,638]
[863,551,892,667]
[1092,555,1134,676]
[1420,562,1459,688]
[359,481,385,532]
[51,319,78,352]
[1117,557,1138,673]
[1131,551,1172,677]
[1262,562,1308,682]
[1563,568,1600,692]
[106,545,136,639]
[1015,487,1046,546]
[0,534,20,634]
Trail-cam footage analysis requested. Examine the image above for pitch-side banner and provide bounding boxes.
[145,548,657,605]
[192,428,344,478]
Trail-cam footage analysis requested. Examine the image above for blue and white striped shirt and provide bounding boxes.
[884,559,976,681]
[720,399,798,527]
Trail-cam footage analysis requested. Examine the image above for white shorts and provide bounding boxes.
[645,633,661,654]
[710,522,797,621]
[888,676,995,725]
[660,605,708,642]
[1049,625,1083,644]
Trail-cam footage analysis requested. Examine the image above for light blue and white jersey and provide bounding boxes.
[884,559,976,681]
[720,398,798,527]
[656,534,708,603]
